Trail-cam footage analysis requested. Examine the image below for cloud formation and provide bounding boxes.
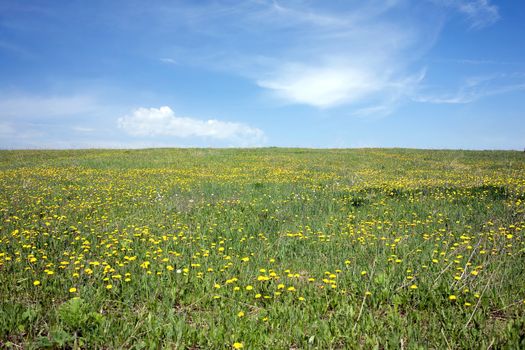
[159,0,500,112]
[415,73,525,104]
[447,0,500,29]
[161,1,439,111]
[257,65,385,108]
[255,3,435,109]
[159,57,177,65]
[118,106,265,145]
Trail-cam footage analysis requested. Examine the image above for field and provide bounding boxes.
[1,148,525,349]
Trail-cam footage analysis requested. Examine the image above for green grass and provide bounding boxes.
[1,148,524,349]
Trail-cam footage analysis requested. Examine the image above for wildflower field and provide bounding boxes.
[1,148,525,349]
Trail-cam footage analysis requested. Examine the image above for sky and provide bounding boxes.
[1,0,524,149]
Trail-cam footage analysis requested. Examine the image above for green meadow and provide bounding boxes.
[1,148,524,349]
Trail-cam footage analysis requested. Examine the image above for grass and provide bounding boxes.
[1,148,524,349]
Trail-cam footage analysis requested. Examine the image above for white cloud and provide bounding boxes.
[259,62,426,109]
[254,2,431,109]
[242,1,500,110]
[159,1,506,113]
[258,65,384,108]
[117,106,265,145]
[125,1,504,114]
[166,1,439,112]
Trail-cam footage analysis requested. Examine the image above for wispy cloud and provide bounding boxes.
[436,0,500,29]
[457,0,499,29]
[118,106,265,145]
[158,1,441,112]
[267,3,433,110]
[0,93,99,119]
[414,74,525,104]
[433,58,522,66]
[0,121,45,148]
[159,57,177,65]
[257,64,383,108]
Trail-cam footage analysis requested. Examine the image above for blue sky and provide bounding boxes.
[1,0,524,149]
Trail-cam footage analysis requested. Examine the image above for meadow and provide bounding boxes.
[1,148,524,349]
